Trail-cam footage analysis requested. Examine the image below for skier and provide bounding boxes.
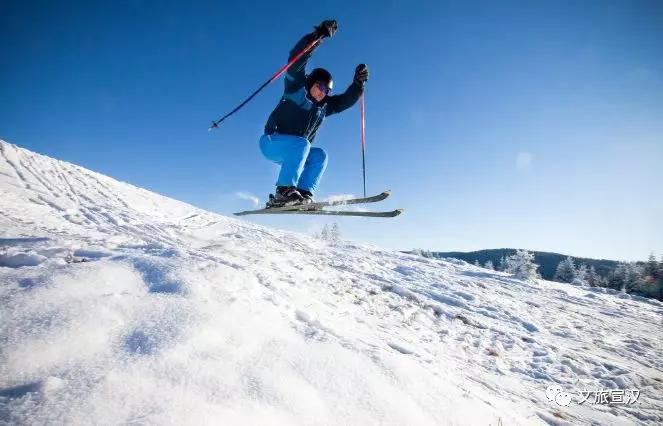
[260,19,369,207]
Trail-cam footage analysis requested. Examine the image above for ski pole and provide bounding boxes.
[209,36,324,131]
[360,94,367,198]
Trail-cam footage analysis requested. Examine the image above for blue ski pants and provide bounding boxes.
[259,133,328,194]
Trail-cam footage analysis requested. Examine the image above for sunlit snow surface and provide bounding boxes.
[1,140,661,425]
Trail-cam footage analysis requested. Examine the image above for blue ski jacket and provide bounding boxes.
[264,31,364,143]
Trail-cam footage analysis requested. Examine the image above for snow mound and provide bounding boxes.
[1,140,662,425]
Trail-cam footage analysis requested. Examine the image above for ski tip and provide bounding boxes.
[394,208,404,216]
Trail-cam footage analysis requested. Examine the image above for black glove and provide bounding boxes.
[314,20,338,38]
[354,64,369,87]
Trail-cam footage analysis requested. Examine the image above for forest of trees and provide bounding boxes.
[314,223,341,244]
[549,254,663,300]
[411,249,663,301]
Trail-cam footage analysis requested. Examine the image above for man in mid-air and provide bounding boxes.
[260,19,369,207]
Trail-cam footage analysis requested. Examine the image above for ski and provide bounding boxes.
[234,190,393,216]
[239,208,404,218]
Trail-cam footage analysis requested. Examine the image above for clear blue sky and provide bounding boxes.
[2,0,662,261]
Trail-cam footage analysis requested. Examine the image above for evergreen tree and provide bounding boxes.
[611,262,645,292]
[504,250,540,282]
[484,260,494,270]
[573,263,588,285]
[474,260,481,267]
[625,263,645,293]
[498,256,507,271]
[412,249,433,258]
[554,257,577,283]
[329,223,341,244]
[319,224,330,241]
[586,266,601,287]
[644,253,659,280]
[609,263,628,290]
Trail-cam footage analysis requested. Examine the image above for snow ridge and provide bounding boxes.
[1,140,662,425]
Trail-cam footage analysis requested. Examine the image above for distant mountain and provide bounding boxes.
[418,248,620,280]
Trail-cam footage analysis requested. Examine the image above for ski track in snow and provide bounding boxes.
[1,140,662,425]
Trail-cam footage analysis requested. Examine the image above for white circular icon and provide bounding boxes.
[546,385,563,401]
[555,391,572,406]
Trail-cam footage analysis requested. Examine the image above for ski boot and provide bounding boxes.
[297,189,314,204]
[266,186,305,208]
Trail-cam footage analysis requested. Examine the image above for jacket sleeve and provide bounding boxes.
[325,82,364,116]
[284,31,319,94]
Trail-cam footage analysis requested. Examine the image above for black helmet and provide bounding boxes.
[306,68,333,92]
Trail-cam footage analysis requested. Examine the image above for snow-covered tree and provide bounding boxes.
[315,223,341,244]
[572,263,588,285]
[657,255,663,300]
[329,223,341,244]
[504,250,540,282]
[623,263,639,292]
[484,260,494,270]
[498,256,507,271]
[412,249,434,258]
[609,263,627,290]
[554,257,577,283]
[610,262,645,292]
[317,224,330,241]
[644,253,659,280]
[586,266,601,287]
[474,260,481,267]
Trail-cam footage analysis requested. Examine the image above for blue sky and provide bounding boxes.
[2,0,662,261]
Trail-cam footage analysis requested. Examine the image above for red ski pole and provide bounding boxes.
[360,93,367,198]
[209,36,323,131]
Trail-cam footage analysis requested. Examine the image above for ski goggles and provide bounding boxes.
[314,82,332,94]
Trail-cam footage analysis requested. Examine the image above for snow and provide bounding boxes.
[1,139,662,425]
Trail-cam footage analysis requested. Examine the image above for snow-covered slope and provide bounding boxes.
[1,140,661,425]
